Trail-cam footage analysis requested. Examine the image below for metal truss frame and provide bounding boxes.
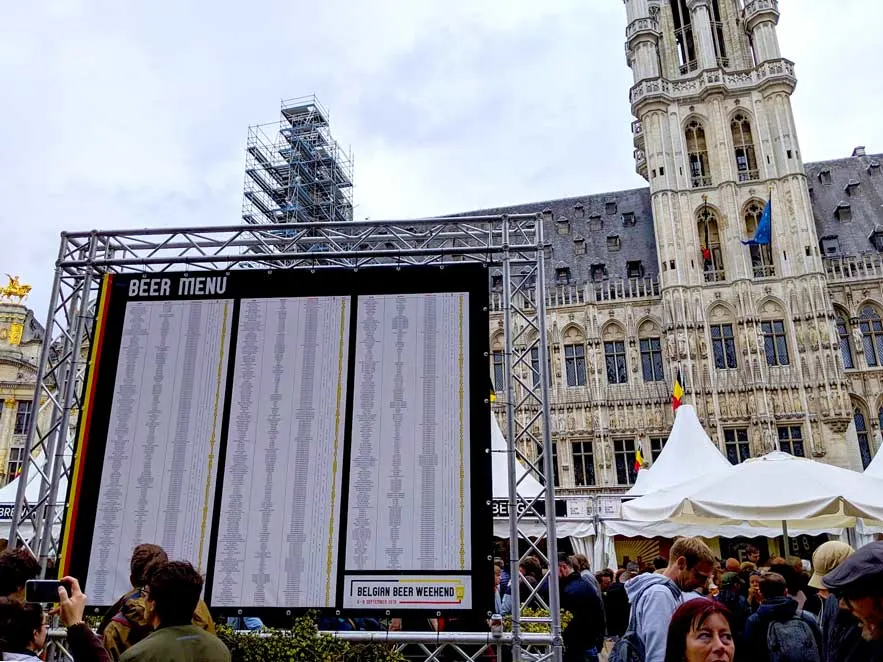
[12,214,562,662]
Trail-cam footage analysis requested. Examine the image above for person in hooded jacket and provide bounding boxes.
[621,537,715,662]
[742,572,822,662]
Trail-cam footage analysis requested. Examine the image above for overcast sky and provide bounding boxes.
[2,0,881,318]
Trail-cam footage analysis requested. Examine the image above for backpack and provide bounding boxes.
[608,581,682,662]
[766,610,822,662]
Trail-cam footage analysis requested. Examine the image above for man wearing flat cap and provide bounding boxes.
[822,541,883,661]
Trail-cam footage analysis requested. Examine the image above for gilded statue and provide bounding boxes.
[0,275,31,303]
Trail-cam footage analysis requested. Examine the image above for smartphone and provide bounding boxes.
[25,580,69,603]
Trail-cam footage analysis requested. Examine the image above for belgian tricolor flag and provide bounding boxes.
[672,369,684,411]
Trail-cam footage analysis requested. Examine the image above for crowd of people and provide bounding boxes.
[0,544,230,662]
[495,538,883,662]
[0,537,878,661]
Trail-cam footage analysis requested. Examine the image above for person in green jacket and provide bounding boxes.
[119,561,229,662]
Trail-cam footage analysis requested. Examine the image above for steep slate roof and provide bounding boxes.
[805,152,883,257]
[450,187,656,286]
[448,151,883,287]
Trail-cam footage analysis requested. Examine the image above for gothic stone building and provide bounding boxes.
[0,302,47,486]
[471,0,883,495]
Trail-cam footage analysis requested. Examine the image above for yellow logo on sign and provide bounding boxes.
[455,585,465,602]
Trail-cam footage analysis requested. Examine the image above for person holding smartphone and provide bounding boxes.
[52,576,111,662]
[2,576,109,662]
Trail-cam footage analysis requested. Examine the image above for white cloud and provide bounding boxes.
[0,0,880,318]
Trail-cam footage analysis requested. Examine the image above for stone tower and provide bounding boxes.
[623,0,855,466]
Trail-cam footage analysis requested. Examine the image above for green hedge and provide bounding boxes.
[214,616,405,662]
[503,608,573,633]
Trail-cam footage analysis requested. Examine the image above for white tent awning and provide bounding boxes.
[624,451,883,524]
[491,415,543,500]
[625,405,732,496]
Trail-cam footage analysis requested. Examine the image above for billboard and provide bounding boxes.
[61,266,492,618]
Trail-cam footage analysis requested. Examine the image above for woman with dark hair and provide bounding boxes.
[0,597,47,661]
[664,598,735,662]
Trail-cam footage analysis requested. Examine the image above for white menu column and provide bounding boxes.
[213,296,350,608]
[87,300,232,605]
[346,292,471,572]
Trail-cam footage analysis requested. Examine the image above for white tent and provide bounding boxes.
[490,416,594,543]
[623,451,883,527]
[0,454,69,512]
[491,416,543,501]
[0,454,68,545]
[857,443,883,546]
[612,406,823,540]
[626,405,732,496]
[866,442,883,479]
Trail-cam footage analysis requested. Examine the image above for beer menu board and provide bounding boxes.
[63,268,490,616]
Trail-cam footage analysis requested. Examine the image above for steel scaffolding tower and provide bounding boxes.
[11,215,562,662]
[242,95,353,228]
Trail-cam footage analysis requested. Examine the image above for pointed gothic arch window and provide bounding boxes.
[732,114,759,182]
[860,306,883,367]
[697,206,725,282]
[854,406,873,469]
[670,0,697,74]
[837,315,855,369]
[603,323,628,385]
[745,201,774,277]
[563,326,587,387]
[686,120,712,188]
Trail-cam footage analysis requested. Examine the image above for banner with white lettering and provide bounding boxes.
[343,575,471,610]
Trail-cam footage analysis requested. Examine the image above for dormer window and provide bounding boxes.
[622,212,636,227]
[605,199,618,215]
[820,236,840,256]
[819,169,832,185]
[835,202,852,222]
[555,266,571,285]
[520,269,537,289]
[573,203,586,219]
[588,215,603,232]
[607,235,622,251]
[870,227,883,252]
[627,260,645,279]
[556,217,570,235]
[491,273,503,291]
[591,264,607,282]
[573,236,586,255]
[845,180,860,195]
[869,161,881,175]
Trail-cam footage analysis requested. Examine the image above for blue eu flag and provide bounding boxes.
[742,198,771,246]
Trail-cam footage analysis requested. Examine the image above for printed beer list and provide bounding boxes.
[86,300,232,605]
[212,296,350,608]
[346,292,471,573]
